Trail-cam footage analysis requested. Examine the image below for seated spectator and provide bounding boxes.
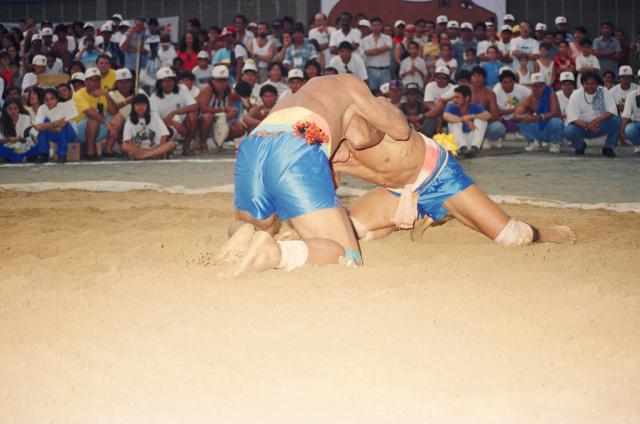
[610,65,638,114]
[621,70,640,154]
[247,22,275,82]
[280,68,305,100]
[34,88,77,163]
[423,66,454,136]
[106,68,146,156]
[400,83,425,132]
[576,39,600,88]
[44,51,64,75]
[0,98,46,163]
[179,71,201,99]
[22,55,47,95]
[56,83,73,102]
[602,70,615,89]
[469,66,506,145]
[71,67,117,159]
[192,50,213,88]
[517,55,532,86]
[75,35,100,68]
[26,88,42,121]
[556,71,576,122]
[387,79,403,108]
[493,69,531,141]
[514,72,564,153]
[552,40,576,90]
[196,65,245,153]
[436,44,457,75]
[70,72,86,93]
[304,60,322,79]
[328,41,368,83]
[157,34,177,70]
[460,48,477,73]
[563,71,620,157]
[480,46,502,87]
[242,84,278,133]
[122,94,176,160]
[252,62,289,102]
[443,85,491,156]
[283,24,318,70]
[150,67,198,156]
[399,41,427,90]
[96,54,116,91]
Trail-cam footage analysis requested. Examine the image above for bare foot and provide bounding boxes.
[214,223,255,265]
[222,231,281,278]
[538,225,576,244]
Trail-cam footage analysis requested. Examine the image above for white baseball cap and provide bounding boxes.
[32,55,47,67]
[85,67,101,79]
[197,50,209,60]
[120,20,131,28]
[503,14,515,22]
[156,67,176,80]
[555,16,567,25]
[435,66,450,76]
[242,61,258,73]
[394,20,406,28]
[83,22,95,29]
[447,21,459,29]
[358,19,371,28]
[115,68,132,81]
[485,21,494,27]
[436,15,448,24]
[112,13,124,21]
[559,71,575,82]
[101,21,114,32]
[379,82,390,95]
[70,72,86,82]
[288,68,304,80]
[535,23,547,31]
[530,72,546,85]
[40,27,53,37]
[31,33,43,42]
[619,65,633,76]
[501,24,513,32]
[212,65,229,79]
[461,22,473,31]
[499,66,513,75]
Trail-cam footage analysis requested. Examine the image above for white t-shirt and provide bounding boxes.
[328,54,368,81]
[157,46,177,70]
[423,81,453,102]
[621,89,640,121]
[45,58,64,75]
[510,37,539,70]
[123,112,170,149]
[192,65,213,88]
[493,83,531,119]
[399,57,427,89]
[435,57,457,71]
[0,114,36,140]
[360,33,393,68]
[150,84,196,123]
[610,83,638,108]
[108,89,147,118]
[575,54,600,72]
[556,90,572,120]
[329,28,362,58]
[251,80,290,106]
[308,26,336,65]
[477,40,502,57]
[21,72,38,94]
[249,38,275,69]
[183,83,200,100]
[566,87,617,123]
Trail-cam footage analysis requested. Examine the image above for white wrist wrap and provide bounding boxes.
[276,240,309,271]
[494,219,534,247]
[350,217,375,242]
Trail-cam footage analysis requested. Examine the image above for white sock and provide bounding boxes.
[276,240,309,271]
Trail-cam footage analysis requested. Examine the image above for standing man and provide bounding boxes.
[308,13,335,67]
[283,24,318,71]
[361,17,393,92]
[443,85,491,156]
[593,22,621,77]
[610,65,637,113]
[453,22,477,67]
[120,18,148,72]
[563,71,620,157]
[329,12,361,56]
[510,21,539,72]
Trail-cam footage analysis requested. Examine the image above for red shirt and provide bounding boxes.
[552,55,575,90]
[0,69,12,88]
[177,49,198,72]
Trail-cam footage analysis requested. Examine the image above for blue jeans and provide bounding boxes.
[519,117,564,144]
[624,122,640,146]
[72,117,109,143]
[0,134,48,163]
[38,121,77,156]
[563,115,621,149]
[367,67,391,92]
[485,121,506,141]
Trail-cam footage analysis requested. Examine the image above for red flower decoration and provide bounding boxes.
[293,120,329,146]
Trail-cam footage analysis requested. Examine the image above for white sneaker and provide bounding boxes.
[514,132,525,140]
[495,138,503,149]
[549,144,561,154]
[524,140,542,152]
[482,140,492,150]
[541,142,549,148]
[634,146,640,155]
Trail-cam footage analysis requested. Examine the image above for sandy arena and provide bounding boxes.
[1,147,640,422]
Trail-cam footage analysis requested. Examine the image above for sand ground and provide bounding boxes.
[1,189,639,423]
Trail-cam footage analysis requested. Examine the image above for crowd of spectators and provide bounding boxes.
[1,11,640,163]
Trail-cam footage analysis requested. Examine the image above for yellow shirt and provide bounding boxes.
[423,42,440,59]
[100,69,117,91]
[72,87,108,123]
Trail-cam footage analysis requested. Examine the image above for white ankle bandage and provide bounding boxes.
[276,240,309,271]
[351,217,375,241]
[494,219,534,247]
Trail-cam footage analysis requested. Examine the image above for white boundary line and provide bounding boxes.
[1,180,639,213]
[0,158,237,167]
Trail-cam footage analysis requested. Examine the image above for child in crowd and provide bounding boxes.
[480,46,501,87]
[575,39,599,88]
[460,48,477,72]
[436,43,457,76]
[517,55,531,86]
[552,40,575,90]
[399,41,427,90]
[34,88,77,163]
[122,94,176,160]
[534,43,554,86]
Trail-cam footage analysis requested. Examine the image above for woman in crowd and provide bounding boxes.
[0,98,46,163]
[34,88,77,163]
[122,94,176,160]
[177,32,200,72]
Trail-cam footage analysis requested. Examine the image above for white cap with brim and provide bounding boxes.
[436,15,448,24]
[212,65,230,79]
[501,24,513,32]
[530,72,546,85]
[197,50,209,60]
[499,66,512,75]
[619,65,633,76]
[394,20,406,28]
[288,69,304,80]
[83,23,95,29]
[242,61,258,73]
[503,14,515,22]
[32,55,47,67]
[112,13,124,21]
[115,68,132,81]
[447,21,459,29]
[120,20,131,28]
[461,22,473,31]
[358,19,371,28]
[156,67,176,80]
[31,34,43,42]
[40,28,53,37]
[535,23,547,31]
[559,71,575,82]
[555,16,567,25]
[71,72,86,82]
[101,22,114,32]
[435,66,450,76]
[85,67,101,80]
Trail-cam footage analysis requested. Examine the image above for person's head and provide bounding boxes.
[186,18,201,34]
[292,24,305,44]
[499,69,516,92]
[211,64,230,93]
[130,93,151,124]
[559,72,575,94]
[180,31,200,52]
[404,24,416,40]
[267,61,283,82]
[340,12,353,31]
[394,21,405,39]
[3,86,20,102]
[486,45,498,61]
[573,26,587,42]
[439,32,450,46]
[259,84,278,108]
[501,25,513,43]
[404,83,420,103]
[434,66,450,87]
[619,66,633,88]
[70,72,85,91]
[456,70,471,86]
[56,83,72,101]
[534,23,547,40]
[446,21,459,40]
[314,13,327,28]
[539,43,550,58]
[304,60,321,79]
[281,31,292,46]
[543,31,555,46]
[518,21,531,38]
[452,85,471,108]
[557,40,569,56]
[580,38,592,55]
[148,17,159,34]
[388,80,403,103]
[271,19,283,37]
[234,14,248,31]
[554,16,567,32]
[382,24,393,36]
[155,67,178,96]
[407,41,419,58]
[474,21,487,41]
[600,21,613,37]
[84,68,101,92]
[28,87,42,107]
[115,68,133,94]
[178,71,196,89]
[614,28,625,44]
[324,67,338,75]
[440,43,452,58]
[415,19,426,35]
[96,54,111,75]
[371,17,383,34]
[287,69,305,93]
[338,41,353,63]
[470,66,486,86]
[602,70,614,86]
[240,62,258,86]
[282,16,294,32]
[519,55,529,67]
[257,22,269,38]
[460,22,473,41]
[42,88,59,109]
[581,71,600,94]
[197,50,210,69]
[358,20,372,37]
[530,73,547,96]
[1,98,26,134]
[172,57,184,72]
[486,24,497,41]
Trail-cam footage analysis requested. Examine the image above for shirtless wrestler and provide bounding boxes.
[216,74,411,276]
[332,112,576,246]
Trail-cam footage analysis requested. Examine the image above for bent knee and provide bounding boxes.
[494,219,533,247]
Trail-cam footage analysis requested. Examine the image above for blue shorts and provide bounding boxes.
[234,132,340,221]
[390,151,474,222]
[72,116,109,143]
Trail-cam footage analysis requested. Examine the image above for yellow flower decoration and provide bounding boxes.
[433,132,458,156]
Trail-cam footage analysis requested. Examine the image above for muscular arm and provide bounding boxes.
[513,96,532,121]
[196,86,218,114]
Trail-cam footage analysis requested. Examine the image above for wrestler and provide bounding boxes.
[332,88,575,246]
[216,74,410,276]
